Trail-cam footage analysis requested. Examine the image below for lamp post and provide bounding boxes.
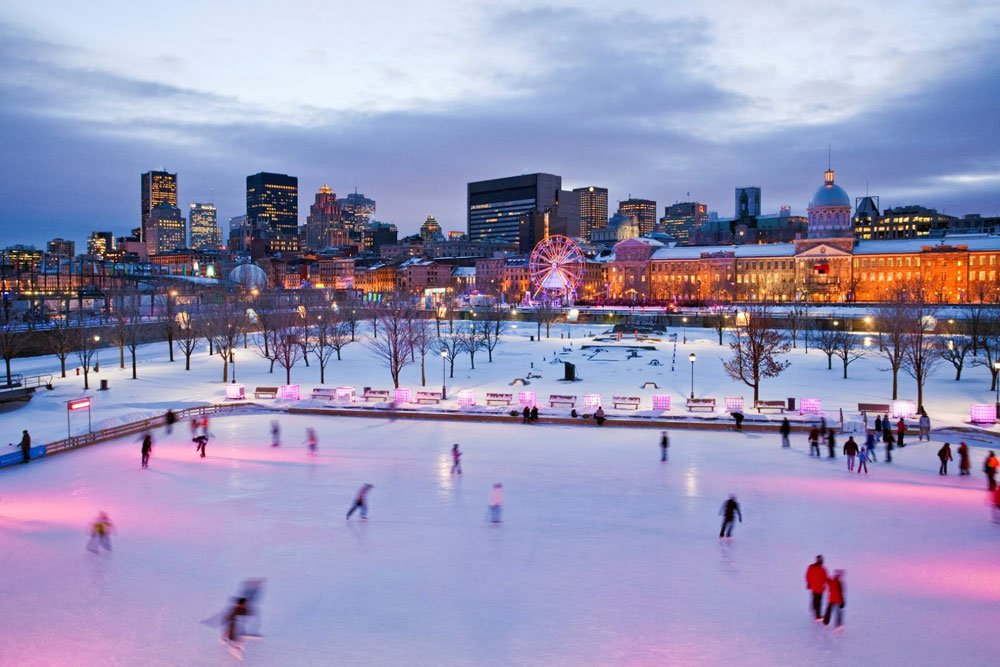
[994,360,1000,418]
[440,350,448,399]
[93,335,100,372]
[689,352,696,399]
[230,349,236,384]
[682,316,688,344]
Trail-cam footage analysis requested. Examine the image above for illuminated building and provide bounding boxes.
[340,190,376,232]
[87,231,115,257]
[189,203,221,250]
[854,204,959,240]
[420,215,444,242]
[573,186,608,240]
[658,202,707,245]
[807,168,852,238]
[46,238,75,261]
[467,173,579,250]
[147,201,187,255]
[246,172,298,240]
[303,185,346,250]
[363,221,398,251]
[617,198,657,236]
[141,170,177,246]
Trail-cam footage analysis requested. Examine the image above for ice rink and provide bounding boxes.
[1,413,997,666]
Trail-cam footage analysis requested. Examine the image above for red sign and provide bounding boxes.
[68,398,92,411]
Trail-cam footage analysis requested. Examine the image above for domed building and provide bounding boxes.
[807,168,852,238]
[228,262,268,290]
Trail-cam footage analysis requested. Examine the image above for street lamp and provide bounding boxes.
[230,349,236,384]
[93,335,100,372]
[440,350,448,399]
[682,316,688,344]
[689,353,697,399]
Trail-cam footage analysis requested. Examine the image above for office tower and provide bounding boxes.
[141,170,178,245]
[46,238,75,261]
[734,187,761,219]
[573,186,608,240]
[617,198,657,236]
[658,202,707,245]
[87,231,115,257]
[340,190,376,232]
[189,202,221,250]
[303,184,346,250]
[147,201,186,255]
[468,173,579,252]
[420,214,443,242]
[363,221,398,250]
[246,172,298,239]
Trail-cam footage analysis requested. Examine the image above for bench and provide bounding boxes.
[486,392,513,406]
[612,396,641,410]
[311,388,338,400]
[254,386,278,399]
[363,389,391,402]
[857,403,891,415]
[686,398,716,412]
[414,391,441,404]
[755,400,786,413]
[548,394,577,408]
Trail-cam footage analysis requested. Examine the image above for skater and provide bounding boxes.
[882,416,892,445]
[594,406,605,426]
[806,555,829,621]
[87,511,114,553]
[826,429,836,459]
[732,411,745,432]
[957,442,970,476]
[884,431,894,463]
[808,427,821,457]
[937,442,953,475]
[984,451,998,491]
[194,433,209,458]
[823,570,846,628]
[897,417,906,447]
[200,416,210,438]
[918,411,931,442]
[488,483,503,523]
[874,414,882,433]
[843,436,859,472]
[864,430,877,463]
[718,494,742,538]
[529,406,539,422]
[238,578,266,637]
[190,417,199,439]
[780,418,791,448]
[857,445,870,475]
[164,409,177,435]
[140,432,153,468]
[451,443,462,475]
[18,429,31,464]
[346,483,374,520]
[305,428,318,455]
[522,406,530,424]
[223,597,249,653]
[270,420,280,447]
[660,431,669,462]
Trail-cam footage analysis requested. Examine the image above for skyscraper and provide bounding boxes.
[658,202,707,245]
[420,214,443,242]
[734,187,761,219]
[246,172,298,239]
[574,186,608,240]
[87,231,115,257]
[303,184,345,250]
[467,173,579,251]
[189,203,221,250]
[147,201,186,255]
[141,170,177,245]
[46,238,75,261]
[617,198,657,236]
[340,190,376,232]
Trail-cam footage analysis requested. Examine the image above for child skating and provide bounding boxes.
[193,434,209,458]
[305,428,318,456]
[451,444,462,475]
[346,484,374,520]
[488,483,503,523]
[87,511,114,553]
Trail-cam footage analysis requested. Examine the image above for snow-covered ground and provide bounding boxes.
[1,324,998,666]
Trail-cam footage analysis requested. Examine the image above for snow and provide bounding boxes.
[1,324,999,665]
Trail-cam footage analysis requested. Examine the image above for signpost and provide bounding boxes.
[66,397,92,438]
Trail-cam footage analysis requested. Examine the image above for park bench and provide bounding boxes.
[310,388,338,400]
[486,392,513,406]
[548,394,577,408]
[857,402,891,415]
[612,396,641,410]
[363,389,391,402]
[755,400,786,413]
[254,386,278,399]
[414,391,441,404]
[686,398,716,412]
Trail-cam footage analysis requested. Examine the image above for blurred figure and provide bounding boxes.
[808,427,820,457]
[957,442,970,476]
[18,429,31,464]
[450,444,462,475]
[239,578,266,637]
[140,432,153,469]
[731,411,744,432]
[270,421,280,447]
[843,436,859,471]
[522,406,530,424]
[857,445,870,475]
[897,417,906,447]
[874,414,883,433]
[823,570,846,628]
[884,431,894,463]
[346,483,374,520]
[164,409,177,435]
[937,442,953,476]
[200,416,210,438]
[918,411,931,442]
[190,418,199,439]
[984,451,998,491]
[305,428,318,456]
[488,483,504,523]
[660,431,669,462]
[779,418,791,448]
[864,430,877,463]
[222,597,249,655]
[87,511,114,553]
[193,434,209,458]
[826,429,836,459]
[719,495,742,538]
[993,486,1000,524]
[529,406,539,422]
[805,555,828,621]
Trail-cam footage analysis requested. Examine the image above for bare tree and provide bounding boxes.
[44,317,75,378]
[533,302,560,339]
[120,290,144,379]
[210,298,244,382]
[937,333,972,381]
[271,310,304,385]
[367,298,414,388]
[456,322,485,370]
[901,313,941,413]
[722,306,791,405]
[436,334,462,379]
[175,310,199,371]
[710,310,732,346]
[410,316,434,386]
[480,307,508,362]
[832,330,868,379]
[0,311,28,386]
[786,303,807,349]
[73,328,99,390]
[972,306,1000,391]
[308,313,347,385]
[816,327,838,370]
[342,303,361,342]
[875,300,910,400]
[159,289,179,362]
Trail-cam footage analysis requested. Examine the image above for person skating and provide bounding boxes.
[884,431,894,463]
[87,511,114,553]
[594,406,605,426]
[222,597,249,656]
[305,428,318,456]
[808,427,821,457]
[897,417,906,447]
[806,555,829,621]
[864,430,877,463]
[857,446,870,475]
[190,418,199,439]
[200,416,211,438]
[164,409,177,435]
[488,483,504,523]
[238,578,266,637]
[882,417,892,445]
[270,420,280,447]
[826,429,836,459]
[823,570,846,629]
[346,483,374,520]
[18,429,31,464]
[780,418,791,448]
[140,432,153,468]
[937,442,953,476]
[984,451,998,491]
[918,411,931,442]
[957,442,970,476]
[843,436,859,472]
[660,431,669,462]
[874,414,883,433]
[450,444,462,475]
[194,434,209,458]
[718,495,742,538]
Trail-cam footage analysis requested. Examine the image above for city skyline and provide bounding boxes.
[2,2,999,247]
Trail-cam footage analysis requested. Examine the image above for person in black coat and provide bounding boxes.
[874,415,882,433]
[140,432,153,468]
[660,431,669,461]
[19,430,31,463]
[779,418,791,448]
[826,429,836,459]
[719,495,742,538]
[522,406,530,423]
[193,434,209,458]
[529,406,539,422]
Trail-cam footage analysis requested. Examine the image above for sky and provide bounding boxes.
[1,1,999,248]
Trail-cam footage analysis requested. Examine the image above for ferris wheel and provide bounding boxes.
[529,235,584,298]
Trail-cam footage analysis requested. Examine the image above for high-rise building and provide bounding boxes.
[467,173,579,252]
[658,202,707,245]
[303,184,346,250]
[246,172,298,239]
[573,186,608,240]
[617,198,657,236]
[141,170,178,245]
[147,201,186,255]
[734,187,761,219]
[189,203,221,250]
[420,214,443,242]
[46,238,75,261]
[363,221,398,250]
[340,190,376,232]
[87,231,115,257]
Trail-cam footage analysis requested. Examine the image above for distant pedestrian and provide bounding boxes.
[897,418,906,447]
[808,427,820,457]
[305,428,318,455]
[937,442,953,475]
[270,420,280,447]
[87,511,114,553]
[164,409,177,435]
[805,555,829,621]
[779,418,791,448]
[984,451,998,491]
[193,434,209,458]
[660,431,669,462]
[843,436,859,471]
[874,415,882,433]
[732,411,745,432]
[864,430,877,462]
[522,406,530,424]
[346,483,373,520]
[594,406,605,426]
[451,444,462,475]
[488,483,503,523]
[918,412,931,442]
[140,432,152,468]
[823,570,846,628]
[529,406,539,422]
[884,432,894,463]
[957,442,970,476]
[719,495,742,538]
[18,430,31,464]
[826,429,836,459]
[857,446,870,475]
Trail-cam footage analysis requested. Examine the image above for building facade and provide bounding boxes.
[573,186,608,240]
[303,185,346,251]
[246,172,298,239]
[467,173,579,251]
[617,198,657,236]
[147,201,187,256]
[658,202,707,245]
[807,168,852,238]
[141,170,177,246]
[189,203,221,251]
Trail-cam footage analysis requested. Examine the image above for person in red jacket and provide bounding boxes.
[897,418,906,447]
[823,570,846,628]
[957,442,970,476]
[805,555,829,621]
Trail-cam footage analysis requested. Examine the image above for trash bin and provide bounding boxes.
[530,335,535,342]
[787,397,796,411]
[100,379,109,391]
